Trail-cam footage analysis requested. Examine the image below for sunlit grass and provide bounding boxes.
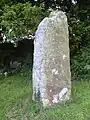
[0,75,32,120]
[0,74,90,120]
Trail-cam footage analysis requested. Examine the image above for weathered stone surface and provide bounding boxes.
[32,10,71,107]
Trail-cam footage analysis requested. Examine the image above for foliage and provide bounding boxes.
[71,43,90,81]
[20,53,33,82]
[65,2,90,56]
[0,2,48,40]
[67,2,90,80]
[69,18,90,56]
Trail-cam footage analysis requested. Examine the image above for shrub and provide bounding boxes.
[20,53,33,82]
[0,2,48,40]
[71,43,90,81]
[68,16,90,56]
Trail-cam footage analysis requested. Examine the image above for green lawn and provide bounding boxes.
[0,75,90,120]
[0,75,32,120]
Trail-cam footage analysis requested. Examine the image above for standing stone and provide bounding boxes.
[32,11,71,107]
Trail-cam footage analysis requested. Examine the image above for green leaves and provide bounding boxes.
[71,44,90,81]
[0,2,47,40]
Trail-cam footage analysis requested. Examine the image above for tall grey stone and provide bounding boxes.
[32,11,71,107]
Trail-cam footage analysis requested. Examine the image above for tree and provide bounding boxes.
[0,2,48,40]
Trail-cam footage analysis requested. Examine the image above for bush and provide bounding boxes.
[71,43,90,81]
[68,16,90,56]
[0,2,48,40]
[20,53,33,82]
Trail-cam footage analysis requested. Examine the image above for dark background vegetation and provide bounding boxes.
[0,0,90,81]
[0,1,90,119]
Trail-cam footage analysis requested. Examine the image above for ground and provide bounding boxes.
[0,75,90,120]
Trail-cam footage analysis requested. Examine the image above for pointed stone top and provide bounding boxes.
[49,10,66,18]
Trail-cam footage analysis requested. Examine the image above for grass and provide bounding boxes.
[35,81,90,120]
[0,75,90,120]
[0,75,32,120]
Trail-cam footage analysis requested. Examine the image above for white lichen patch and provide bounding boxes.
[55,70,59,75]
[60,64,63,68]
[63,55,67,60]
[50,89,52,92]
[52,69,59,75]
[59,88,68,100]
[52,68,56,73]
[52,94,59,103]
